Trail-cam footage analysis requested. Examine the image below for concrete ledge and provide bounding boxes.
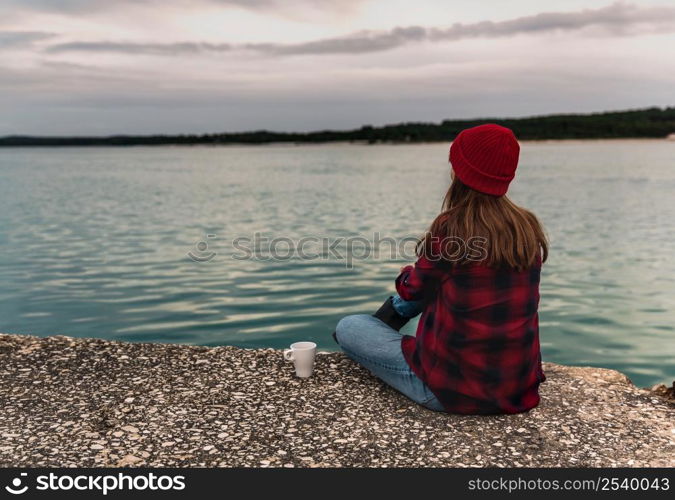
[0,333,673,467]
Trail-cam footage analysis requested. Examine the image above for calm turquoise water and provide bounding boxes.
[0,141,673,386]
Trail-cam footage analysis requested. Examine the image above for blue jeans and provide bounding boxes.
[334,296,444,412]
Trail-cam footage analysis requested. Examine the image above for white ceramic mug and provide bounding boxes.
[283,341,317,378]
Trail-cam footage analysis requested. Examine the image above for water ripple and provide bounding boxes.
[0,141,674,386]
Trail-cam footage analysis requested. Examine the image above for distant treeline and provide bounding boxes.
[2,107,674,147]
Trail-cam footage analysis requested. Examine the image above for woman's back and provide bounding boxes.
[400,259,545,414]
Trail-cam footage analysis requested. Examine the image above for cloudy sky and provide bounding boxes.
[1,0,674,135]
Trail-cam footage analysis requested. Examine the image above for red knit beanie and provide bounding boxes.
[449,124,520,196]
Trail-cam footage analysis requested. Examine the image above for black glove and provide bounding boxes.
[372,296,410,331]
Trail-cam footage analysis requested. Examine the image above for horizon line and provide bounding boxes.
[2,105,673,140]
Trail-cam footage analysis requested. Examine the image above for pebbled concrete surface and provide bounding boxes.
[0,333,673,467]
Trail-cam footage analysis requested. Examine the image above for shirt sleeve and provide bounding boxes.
[395,255,448,302]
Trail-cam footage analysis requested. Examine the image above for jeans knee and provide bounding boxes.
[335,314,369,348]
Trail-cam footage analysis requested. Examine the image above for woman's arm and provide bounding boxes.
[395,254,448,302]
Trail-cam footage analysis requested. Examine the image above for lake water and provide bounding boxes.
[0,141,673,387]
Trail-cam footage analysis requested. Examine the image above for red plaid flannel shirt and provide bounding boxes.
[397,255,545,414]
